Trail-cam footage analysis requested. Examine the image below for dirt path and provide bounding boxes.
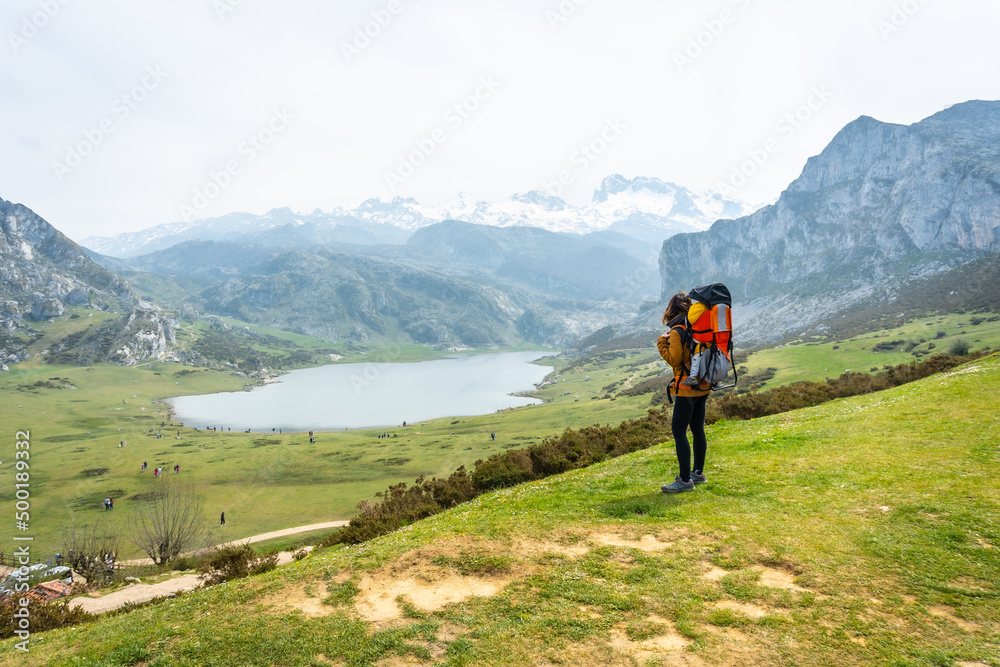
[121,520,349,566]
[72,521,348,612]
[212,520,348,550]
[70,574,204,614]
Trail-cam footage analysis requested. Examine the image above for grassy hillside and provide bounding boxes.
[8,354,998,665]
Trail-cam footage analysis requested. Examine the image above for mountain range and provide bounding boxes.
[3,100,999,366]
[81,177,752,258]
[659,100,1000,343]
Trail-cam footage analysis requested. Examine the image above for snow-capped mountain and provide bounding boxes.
[82,176,753,258]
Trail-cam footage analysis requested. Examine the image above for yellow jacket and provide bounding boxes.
[657,325,710,398]
[687,301,708,329]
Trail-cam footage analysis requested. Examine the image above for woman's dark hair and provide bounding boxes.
[662,291,692,325]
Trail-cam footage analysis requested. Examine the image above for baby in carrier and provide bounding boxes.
[680,299,710,389]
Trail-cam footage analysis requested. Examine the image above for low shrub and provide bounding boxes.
[948,337,971,356]
[198,543,278,586]
[0,597,94,638]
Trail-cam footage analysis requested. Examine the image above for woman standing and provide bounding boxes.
[657,291,711,493]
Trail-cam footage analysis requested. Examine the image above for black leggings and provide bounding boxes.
[672,394,708,482]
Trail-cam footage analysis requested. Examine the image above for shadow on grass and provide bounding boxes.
[597,493,691,520]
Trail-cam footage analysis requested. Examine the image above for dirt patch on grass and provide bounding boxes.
[713,600,768,619]
[754,566,812,593]
[356,574,509,622]
[314,655,344,665]
[590,531,677,552]
[351,536,533,623]
[263,585,333,618]
[347,528,696,623]
[608,623,694,664]
[702,566,729,582]
[928,605,981,632]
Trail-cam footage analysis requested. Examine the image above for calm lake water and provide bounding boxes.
[166,351,553,432]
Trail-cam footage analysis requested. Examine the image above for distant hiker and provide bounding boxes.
[174,464,180,474]
[103,498,110,511]
[109,497,114,510]
[658,291,712,494]
[491,431,496,441]
[402,421,406,427]
[220,512,226,526]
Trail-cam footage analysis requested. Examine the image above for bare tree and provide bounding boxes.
[131,482,205,565]
[62,519,126,588]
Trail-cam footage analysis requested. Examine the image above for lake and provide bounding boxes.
[166,351,553,432]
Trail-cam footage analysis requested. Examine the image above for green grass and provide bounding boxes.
[741,312,1000,388]
[7,354,998,665]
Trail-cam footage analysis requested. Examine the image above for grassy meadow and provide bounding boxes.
[0,314,658,556]
[5,350,998,665]
[740,312,1000,389]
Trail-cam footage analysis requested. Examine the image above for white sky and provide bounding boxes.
[2,0,999,241]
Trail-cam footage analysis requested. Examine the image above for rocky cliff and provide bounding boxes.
[0,198,180,367]
[659,100,1000,343]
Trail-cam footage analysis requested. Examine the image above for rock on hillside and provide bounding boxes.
[1,197,134,323]
[48,304,178,366]
[0,197,182,367]
[659,100,1000,343]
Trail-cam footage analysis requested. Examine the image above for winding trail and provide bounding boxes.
[211,520,349,550]
[71,520,349,613]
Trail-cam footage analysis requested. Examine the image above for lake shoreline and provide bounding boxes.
[166,351,558,433]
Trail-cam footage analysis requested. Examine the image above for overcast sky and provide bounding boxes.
[2,0,999,241]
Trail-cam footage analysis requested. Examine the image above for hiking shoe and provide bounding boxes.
[680,376,701,387]
[661,476,695,493]
[690,471,707,485]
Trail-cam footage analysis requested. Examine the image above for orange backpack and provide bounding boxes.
[667,283,737,401]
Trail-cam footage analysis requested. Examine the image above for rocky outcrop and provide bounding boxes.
[659,100,1000,343]
[0,197,185,367]
[1,197,134,313]
[106,306,176,365]
[48,304,177,366]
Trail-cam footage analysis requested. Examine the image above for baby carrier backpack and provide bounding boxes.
[668,283,738,402]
